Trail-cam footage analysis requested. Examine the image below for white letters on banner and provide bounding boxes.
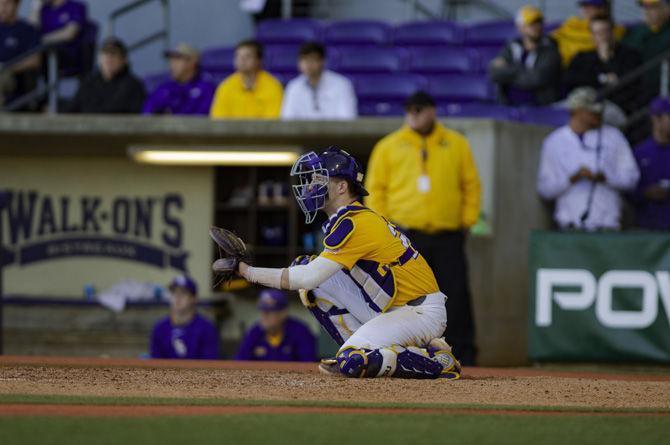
[536,269,670,329]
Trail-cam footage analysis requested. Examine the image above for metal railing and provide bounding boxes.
[399,0,513,20]
[0,43,61,113]
[108,0,170,54]
[598,46,670,135]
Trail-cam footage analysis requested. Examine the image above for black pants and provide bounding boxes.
[406,229,477,366]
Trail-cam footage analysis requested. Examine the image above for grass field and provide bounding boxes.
[1,357,668,445]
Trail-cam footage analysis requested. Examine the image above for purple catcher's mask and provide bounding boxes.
[291,151,329,224]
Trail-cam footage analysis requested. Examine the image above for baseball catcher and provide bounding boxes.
[211,147,460,379]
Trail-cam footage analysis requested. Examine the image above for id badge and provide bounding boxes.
[417,175,431,193]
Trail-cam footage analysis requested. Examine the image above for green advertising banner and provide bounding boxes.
[528,231,670,363]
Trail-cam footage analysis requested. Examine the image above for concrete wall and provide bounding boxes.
[0,116,553,365]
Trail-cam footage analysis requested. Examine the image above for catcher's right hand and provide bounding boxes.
[209,226,249,284]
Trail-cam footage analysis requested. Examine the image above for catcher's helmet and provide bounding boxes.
[290,147,368,224]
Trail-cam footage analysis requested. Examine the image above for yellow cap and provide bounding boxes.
[516,5,544,26]
[639,0,667,6]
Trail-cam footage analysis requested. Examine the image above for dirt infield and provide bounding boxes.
[0,356,669,417]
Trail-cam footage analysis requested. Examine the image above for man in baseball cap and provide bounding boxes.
[631,96,670,230]
[489,5,561,106]
[552,0,625,66]
[537,86,640,231]
[68,36,146,113]
[236,288,316,362]
[149,275,220,360]
[143,43,216,115]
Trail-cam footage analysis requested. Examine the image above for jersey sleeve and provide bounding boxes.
[319,214,374,270]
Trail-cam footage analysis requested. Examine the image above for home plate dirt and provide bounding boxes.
[0,356,668,413]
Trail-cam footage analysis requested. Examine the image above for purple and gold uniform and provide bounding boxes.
[235,317,316,362]
[150,313,220,360]
[319,201,439,310]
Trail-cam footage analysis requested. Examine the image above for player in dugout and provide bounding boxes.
[235,288,316,362]
[150,275,220,360]
[213,147,462,379]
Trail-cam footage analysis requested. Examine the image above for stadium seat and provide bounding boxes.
[202,71,231,86]
[465,20,517,47]
[425,74,495,103]
[271,71,299,86]
[517,106,569,127]
[330,47,407,74]
[324,20,391,45]
[439,102,520,121]
[256,18,322,44]
[200,47,235,74]
[472,46,502,72]
[407,47,479,74]
[392,21,463,46]
[352,72,426,100]
[265,45,301,74]
[358,100,407,116]
[142,72,171,94]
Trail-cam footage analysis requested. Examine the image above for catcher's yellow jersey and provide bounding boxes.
[319,202,439,311]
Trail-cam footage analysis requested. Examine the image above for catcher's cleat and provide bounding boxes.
[428,337,462,378]
[318,358,341,377]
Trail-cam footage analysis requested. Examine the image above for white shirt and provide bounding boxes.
[281,70,357,120]
[537,125,640,231]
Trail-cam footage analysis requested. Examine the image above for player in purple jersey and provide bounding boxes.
[150,275,220,360]
[236,289,316,362]
[33,0,87,72]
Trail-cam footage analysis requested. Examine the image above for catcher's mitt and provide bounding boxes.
[209,226,249,285]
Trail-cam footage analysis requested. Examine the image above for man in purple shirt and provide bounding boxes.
[143,43,215,115]
[150,275,220,360]
[33,0,87,74]
[236,289,316,362]
[632,96,670,230]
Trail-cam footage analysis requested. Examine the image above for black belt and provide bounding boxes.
[407,295,426,306]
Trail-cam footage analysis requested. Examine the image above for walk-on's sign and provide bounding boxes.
[529,231,670,363]
[0,157,213,297]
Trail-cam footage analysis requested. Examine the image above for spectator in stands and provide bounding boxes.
[235,289,316,362]
[365,91,481,365]
[0,0,40,107]
[68,37,145,113]
[552,0,625,67]
[566,15,642,115]
[488,5,561,106]
[281,42,357,120]
[32,0,88,75]
[537,87,640,231]
[623,0,670,101]
[150,275,220,360]
[143,43,215,116]
[209,39,282,119]
[631,96,670,230]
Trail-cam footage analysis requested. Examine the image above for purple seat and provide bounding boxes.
[472,46,503,72]
[517,106,569,127]
[142,72,171,94]
[426,74,495,103]
[439,103,520,121]
[393,21,463,46]
[359,100,407,116]
[270,71,298,86]
[331,47,407,73]
[200,47,235,73]
[352,73,426,100]
[256,18,322,44]
[465,20,517,46]
[265,45,301,73]
[324,20,390,45]
[407,47,479,74]
[202,71,230,86]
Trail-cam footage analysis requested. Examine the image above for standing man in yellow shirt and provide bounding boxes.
[209,39,283,119]
[364,92,481,365]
